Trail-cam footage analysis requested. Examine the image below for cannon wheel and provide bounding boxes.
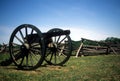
[9,24,45,70]
[45,28,72,65]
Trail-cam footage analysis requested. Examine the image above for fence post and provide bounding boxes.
[75,38,84,57]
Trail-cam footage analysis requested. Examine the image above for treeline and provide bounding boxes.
[72,37,120,50]
[104,37,120,43]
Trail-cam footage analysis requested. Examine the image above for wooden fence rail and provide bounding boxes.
[0,43,8,53]
[76,38,120,57]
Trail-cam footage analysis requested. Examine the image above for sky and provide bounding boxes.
[0,0,120,44]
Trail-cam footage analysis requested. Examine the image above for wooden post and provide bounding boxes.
[0,43,7,53]
[75,42,83,57]
[110,47,117,55]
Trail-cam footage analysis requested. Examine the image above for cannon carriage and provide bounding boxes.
[8,24,72,70]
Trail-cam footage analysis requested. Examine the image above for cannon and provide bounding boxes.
[7,24,72,70]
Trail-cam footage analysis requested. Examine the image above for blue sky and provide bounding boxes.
[0,0,120,43]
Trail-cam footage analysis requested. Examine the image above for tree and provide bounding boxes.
[105,37,120,44]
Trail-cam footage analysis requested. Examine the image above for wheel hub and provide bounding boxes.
[24,43,30,49]
[51,43,58,52]
[21,43,30,53]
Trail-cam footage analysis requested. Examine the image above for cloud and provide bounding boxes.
[70,27,110,41]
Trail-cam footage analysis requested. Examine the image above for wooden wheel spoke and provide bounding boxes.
[30,48,41,53]
[31,29,34,34]
[57,49,67,57]
[24,26,29,44]
[45,49,52,57]
[13,51,22,60]
[13,49,21,53]
[54,52,57,64]
[30,51,39,61]
[12,42,21,46]
[55,52,62,62]
[49,52,54,62]
[29,54,34,66]
[31,43,40,47]
[29,36,37,44]
[54,36,56,43]
[25,26,28,37]
[15,35,24,44]
[58,47,68,51]
[58,36,67,45]
[26,55,29,67]
[56,36,61,44]
[19,30,25,42]
[19,56,25,66]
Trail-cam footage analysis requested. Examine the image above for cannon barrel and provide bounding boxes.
[43,30,70,39]
[27,30,70,43]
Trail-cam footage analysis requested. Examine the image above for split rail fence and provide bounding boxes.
[76,38,120,57]
[0,43,8,53]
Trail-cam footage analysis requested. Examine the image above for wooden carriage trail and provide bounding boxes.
[76,38,120,57]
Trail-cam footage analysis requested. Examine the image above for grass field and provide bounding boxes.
[0,53,120,81]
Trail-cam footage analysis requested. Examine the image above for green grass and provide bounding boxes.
[0,53,120,81]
